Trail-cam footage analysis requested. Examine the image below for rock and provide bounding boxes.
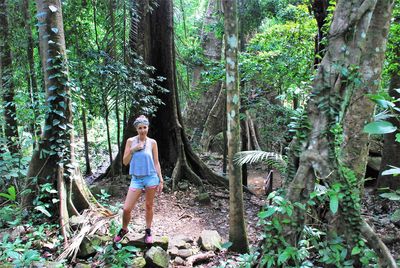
[168,247,179,257]
[184,242,191,249]
[198,230,222,251]
[125,235,169,250]
[169,234,193,249]
[196,192,211,205]
[132,256,146,268]
[78,235,111,258]
[10,226,25,241]
[178,182,189,191]
[174,256,185,265]
[145,246,170,268]
[31,261,64,268]
[177,249,193,258]
[69,215,85,227]
[367,156,381,171]
[74,264,91,268]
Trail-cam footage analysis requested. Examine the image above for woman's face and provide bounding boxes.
[136,124,148,136]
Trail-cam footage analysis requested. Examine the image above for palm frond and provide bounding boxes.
[234,150,285,166]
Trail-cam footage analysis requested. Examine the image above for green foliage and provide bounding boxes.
[93,239,140,267]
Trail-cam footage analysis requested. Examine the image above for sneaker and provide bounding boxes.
[113,228,128,243]
[144,232,153,244]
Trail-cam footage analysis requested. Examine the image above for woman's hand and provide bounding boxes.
[157,180,164,194]
[131,141,145,153]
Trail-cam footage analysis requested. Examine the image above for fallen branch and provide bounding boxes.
[185,251,216,267]
[360,218,398,268]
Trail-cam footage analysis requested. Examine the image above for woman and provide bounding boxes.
[113,115,164,244]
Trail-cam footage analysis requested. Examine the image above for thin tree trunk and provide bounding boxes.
[377,69,400,189]
[22,0,41,146]
[0,0,19,154]
[223,0,249,253]
[81,107,92,175]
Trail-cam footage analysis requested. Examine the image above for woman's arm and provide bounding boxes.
[123,138,134,166]
[152,140,163,191]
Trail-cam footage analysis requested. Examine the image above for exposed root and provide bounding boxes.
[361,218,398,268]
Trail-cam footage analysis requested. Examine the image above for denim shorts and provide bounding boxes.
[129,174,160,191]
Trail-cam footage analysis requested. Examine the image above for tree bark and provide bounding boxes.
[0,0,19,154]
[22,0,41,146]
[184,0,223,144]
[311,0,329,68]
[200,82,226,150]
[285,0,378,249]
[377,70,400,189]
[223,0,249,253]
[24,0,103,231]
[341,0,394,187]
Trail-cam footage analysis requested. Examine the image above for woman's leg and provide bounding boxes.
[122,189,142,229]
[144,187,157,228]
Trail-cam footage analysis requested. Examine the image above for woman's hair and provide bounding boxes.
[133,115,149,127]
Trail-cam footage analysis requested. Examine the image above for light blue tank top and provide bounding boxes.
[129,137,157,176]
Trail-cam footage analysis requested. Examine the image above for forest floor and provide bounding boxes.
[99,152,400,266]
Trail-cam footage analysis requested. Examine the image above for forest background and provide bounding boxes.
[0,0,400,267]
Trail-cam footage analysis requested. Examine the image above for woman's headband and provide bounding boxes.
[133,117,149,127]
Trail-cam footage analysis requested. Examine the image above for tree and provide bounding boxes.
[24,0,104,245]
[223,0,249,253]
[279,0,396,265]
[184,0,223,144]
[377,4,400,190]
[341,0,393,186]
[0,0,19,154]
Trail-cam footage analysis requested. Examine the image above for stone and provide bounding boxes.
[177,249,193,258]
[168,247,179,257]
[132,256,146,268]
[174,256,185,265]
[169,234,193,249]
[198,230,222,251]
[31,261,64,268]
[74,264,91,268]
[145,246,170,268]
[196,192,211,205]
[367,156,382,171]
[125,235,169,250]
[69,215,85,227]
[178,182,189,191]
[10,226,25,241]
[78,235,111,258]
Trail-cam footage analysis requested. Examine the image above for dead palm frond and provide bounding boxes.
[234,150,287,175]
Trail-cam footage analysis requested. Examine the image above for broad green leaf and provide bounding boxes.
[396,133,400,143]
[390,209,400,222]
[259,207,276,218]
[8,186,16,200]
[363,121,397,134]
[329,194,339,214]
[221,241,233,249]
[380,192,400,201]
[34,206,51,217]
[381,168,400,176]
[351,246,361,255]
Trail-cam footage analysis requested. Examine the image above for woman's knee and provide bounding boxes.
[145,201,154,211]
[123,206,133,214]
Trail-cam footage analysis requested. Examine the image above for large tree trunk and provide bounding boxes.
[103,0,228,189]
[377,70,400,190]
[285,0,378,252]
[24,0,104,237]
[184,0,223,144]
[223,0,249,253]
[0,0,19,154]
[341,0,393,187]
[148,0,227,188]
